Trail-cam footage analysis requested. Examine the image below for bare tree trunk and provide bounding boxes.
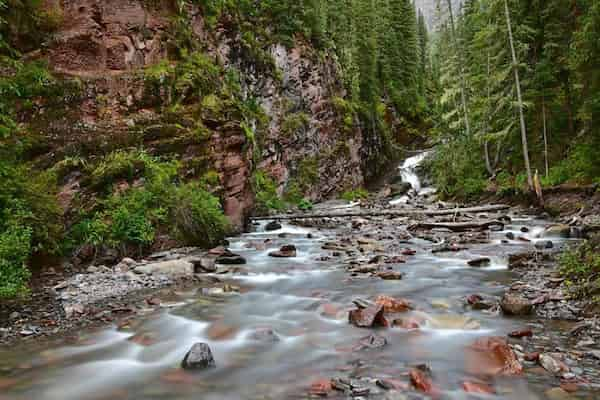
[542,96,549,178]
[484,48,493,176]
[446,0,471,136]
[504,0,533,190]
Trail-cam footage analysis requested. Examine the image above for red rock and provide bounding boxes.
[508,329,533,338]
[146,297,161,306]
[524,352,541,362]
[402,249,417,256]
[209,246,227,256]
[375,295,412,313]
[309,379,333,396]
[409,369,433,393]
[321,303,340,317]
[466,336,523,376]
[462,381,495,394]
[348,304,388,328]
[0,378,17,390]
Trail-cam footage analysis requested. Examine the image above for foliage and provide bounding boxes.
[281,112,310,137]
[560,234,600,302]
[252,170,285,213]
[172,183,230,248]
[0,211,32,298]
[341,188,369,202]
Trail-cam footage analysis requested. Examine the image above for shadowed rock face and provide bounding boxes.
[31,0,365,230]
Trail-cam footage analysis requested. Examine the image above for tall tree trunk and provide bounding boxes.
[504,0,533,190]
[542,96,549,178]
[446,0,471,136]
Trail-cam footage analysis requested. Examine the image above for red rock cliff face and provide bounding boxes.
[31,1,364,228]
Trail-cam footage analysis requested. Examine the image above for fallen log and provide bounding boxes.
[408,220,504,232]
[250,204,510,221]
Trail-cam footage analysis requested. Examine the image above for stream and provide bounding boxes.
[0,154,592,400]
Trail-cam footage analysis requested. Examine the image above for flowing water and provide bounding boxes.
[0,156,588,400]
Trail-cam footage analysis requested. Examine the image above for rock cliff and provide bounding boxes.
[25,0,364,228]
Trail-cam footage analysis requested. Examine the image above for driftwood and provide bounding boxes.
[251,204,511,221]
[408,220,504,232]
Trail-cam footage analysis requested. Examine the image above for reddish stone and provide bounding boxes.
[385,256,406,264]
[0,378,17,390]
[508,329,533,338]
[321,303,340,317]
[375,295,413,313]
[348,304,388,328]
[462,381,495,394]
[402,249,417,256]
[524,352,541,362]
[309,379,333,396]
[409,369,433,393]
[146,297,161,306]
[466,336,523,376]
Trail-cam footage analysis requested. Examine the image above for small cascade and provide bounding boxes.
[399,151,430,193]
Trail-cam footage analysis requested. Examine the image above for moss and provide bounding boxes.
[296,156,319,191]
[560,234,600,303]
[341,188,369,201]
[281,112,310,137]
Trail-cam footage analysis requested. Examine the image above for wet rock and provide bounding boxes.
[376,378,409,391]
[189,257,216,273]
[392,317,421,329]
[215,253,246,265]
[268,244,297,258]
[331,378,370,396]
[466,336,523,376]
[9,311,20,320]
[64,303,85,319]
[539,353,569,375]
[402,248,417,256]
[508,252,533,269]
[249,328,280,343]
[535,240,554,250]
[468,257,491,267]
[376,271,404,280]
[466,294,497,310]
[508,329,533,338]
[349,304,388,328]
[500,293,533,316]
[375,295,412,313]
[520,227,530,233]
[134,260,194,276]
[356,333,387,350]
[409,368,434,393]
[309,379,333,396]
[544,224,571,238]
[524,352,540,362]
[181,343,216,370]
[265,221,282,231]
[462,381,495,394]
[506,232,515,240]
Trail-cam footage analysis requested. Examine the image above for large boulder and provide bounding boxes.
[189,256,216,273]
[500,293,533,316]
[134,260,194,276]
[181,343,216,370]
[268,245,297,258]
[466,336,523,376]
[215,251,246,265]
[265,221,282,231]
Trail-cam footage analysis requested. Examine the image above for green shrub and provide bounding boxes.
[0,213,32,298]
[172,183,230,247]
[560,234,600,301]
[252,170,285,213]
[341,188,369,201]
[281,112,310,136]
[297,198,314,211]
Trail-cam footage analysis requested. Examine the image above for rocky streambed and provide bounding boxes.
[1,158,600,400]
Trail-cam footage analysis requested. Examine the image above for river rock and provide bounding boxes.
[500,293,533,316]
[181,343,216,370]
[390,182,412,196]
[376,271,403,280]
[349,304,387,328]
[216,253,246,265]
[544,224,571,238]
[545,387,575,400]
[539,353,569,375]
[189,256,216,273]
[375,295,412,312]
[468,257,491,267]
[506,232,515,240]
[265,221,282,231]
[466,294,497,310]
[134,260,194,276]
[409,368,434,393]
[462,381,495,394]
[357,333,387,350]
[268,245,297,258]
[535,240,554,250]
[466,336,523,376]
[249,328,280,343]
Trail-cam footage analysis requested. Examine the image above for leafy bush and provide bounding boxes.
[252,170,285,213]
[541,143,600,187]
[172,183,230,247]
[341,188,369,201]
[0,213,32,298]
[560,234,600,301]
[297,198,314,211]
